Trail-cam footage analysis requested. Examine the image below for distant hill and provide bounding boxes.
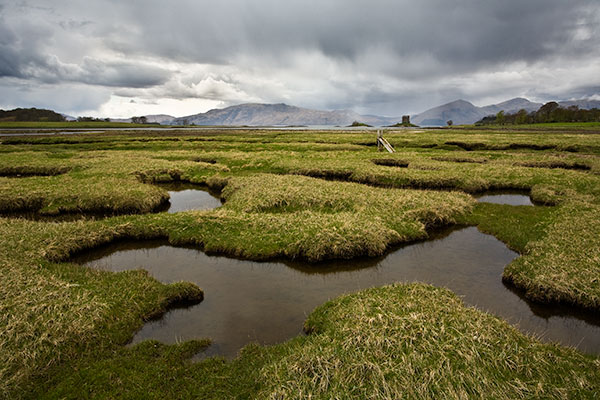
[0,107,66,122]
[412,98,542,126]
[171,103,399,126]
[481,98,543,115]
[412,97,600,126]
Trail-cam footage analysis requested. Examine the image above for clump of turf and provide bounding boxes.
[214,174,473,260]
[504,201,600,310]
[259,284,600,399]
[27,284,600,399]
[0,218,204,397]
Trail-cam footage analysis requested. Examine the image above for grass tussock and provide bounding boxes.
[259,284,600,399]
[0,176,169,215]
[0,217,205,397]
[27,284,600,399]
[504,201,600,310]
[215,174,472,260]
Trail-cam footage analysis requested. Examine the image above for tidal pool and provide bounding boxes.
[74,227,600,358]
[475,192,534,206]
[159,182,222,213]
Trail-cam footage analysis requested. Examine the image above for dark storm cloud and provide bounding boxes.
[0,0,599,115]
[0,7,171,88]
[117,0,599,75]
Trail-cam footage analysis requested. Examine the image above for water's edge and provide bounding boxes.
[73,226,600,359]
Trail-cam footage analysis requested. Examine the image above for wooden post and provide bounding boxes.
[377,129,382,152]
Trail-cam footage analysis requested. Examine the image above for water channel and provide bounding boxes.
[73,193,600,359]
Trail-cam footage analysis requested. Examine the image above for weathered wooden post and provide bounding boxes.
[377,129,382,152]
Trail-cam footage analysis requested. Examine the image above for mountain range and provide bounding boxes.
[412,98,535,126]
[113,98,600,127]
[169,103,398,126]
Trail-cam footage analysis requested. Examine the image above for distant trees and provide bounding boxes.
[514,109,528,125]
[495,111,505,125]
[0,108,65,122]
[446,120,453,126]
[77,116,108,122]
[475,103,600,125]
[131,116,148,124]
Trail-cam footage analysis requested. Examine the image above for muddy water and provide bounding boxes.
[74,227,600,359]
[159,183,222,213]
[475,192,533,206]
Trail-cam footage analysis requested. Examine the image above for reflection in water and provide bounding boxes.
[74,227,600,358]
[475,192,533,206]
[158,182,222,213]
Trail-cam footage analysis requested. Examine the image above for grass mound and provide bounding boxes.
[259,284,600,399]
[30,284,600,399]
[504,201,600,310]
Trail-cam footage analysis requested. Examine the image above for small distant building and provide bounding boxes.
[402,115,411,125]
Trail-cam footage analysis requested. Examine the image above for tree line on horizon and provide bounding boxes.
[475,102,600,125]
[0,107,157,124]
[0,108,66,122]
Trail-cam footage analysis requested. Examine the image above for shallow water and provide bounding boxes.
[74,227,600,359]
[159,182,222,213]
[475,192,534,206]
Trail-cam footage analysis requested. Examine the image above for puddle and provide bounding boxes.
[73,227,600,359]
[158,183,222,213]
[475,192,534,206]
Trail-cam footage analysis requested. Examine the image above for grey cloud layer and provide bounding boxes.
[117,0,599,72]
[0,0,599,115]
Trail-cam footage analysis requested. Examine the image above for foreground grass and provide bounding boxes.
[0,219,205,398]
[0,175,473,396]
[0,127,599,397]
[35,285,600,399]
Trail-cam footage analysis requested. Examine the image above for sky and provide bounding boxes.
[1,0,599,118]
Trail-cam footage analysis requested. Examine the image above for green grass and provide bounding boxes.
[504,201,600,309]
[456,202,557,253]
[0,127,599,398]
[260,284,600,399]
[33,285,600,399]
